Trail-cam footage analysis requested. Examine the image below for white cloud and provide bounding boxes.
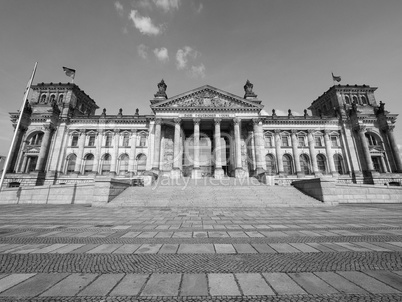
[188,63,206,78]
[153,0,180,12]
[129,10,162,36]
[135,0,153,10]
[175,46,198,70]
[154,47,169,63]
[196,2,203,13]
[138,44,149,59]
[114,1,124,16]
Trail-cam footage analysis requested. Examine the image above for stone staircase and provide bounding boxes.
[108,177,334,207]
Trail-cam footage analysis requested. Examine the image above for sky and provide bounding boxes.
[0,0,402,157]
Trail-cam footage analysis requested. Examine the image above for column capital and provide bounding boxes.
[155,118,162,125]
[354,125,366,133]
[131,129,138,134]
[324,129,331,135]
[274,129,281,134]
[252,118,261,125]
[233,118,241,125]
[114,129,120,134]
[42,124,54,133]
[382,124,395,132]
[173,118,182,124]
[193,118,201,125]
[291,129,298,135]
[214,118,222,125]
[307,129,315,134]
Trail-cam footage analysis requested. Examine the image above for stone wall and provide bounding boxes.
[92,177,131,207]
[0,183,94,205]
[293,178,402,203]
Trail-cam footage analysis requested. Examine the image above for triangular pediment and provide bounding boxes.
[151,85,263,111]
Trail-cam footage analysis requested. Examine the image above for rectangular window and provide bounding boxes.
[139,134,147,147]
[331,136,338,147]
[298,136,306,147]
[122,134,130,147]
[315,136,322,147]
[88,135,95,147]
[281,136,289,147]
[105,133,112,147]
[264,136,272,147]
[71,135,79,147]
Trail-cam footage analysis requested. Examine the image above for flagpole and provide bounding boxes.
[0,62,38,191]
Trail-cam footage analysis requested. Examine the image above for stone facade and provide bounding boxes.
[3,80,402,188]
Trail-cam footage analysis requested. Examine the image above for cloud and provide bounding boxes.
[195,2,203,13]
[129,10,162,36]
[153,0,180,12]
[154,47,169,63]
[114,1,124,16]
[188,63,206,78]
[138,44,149,59]
[135,0,153,10]
[175,46,198,70]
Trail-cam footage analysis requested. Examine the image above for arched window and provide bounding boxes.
[50,94,55,103]
[282,154,293,175]
[137,154,147,172]
[365,133,378,146]
[333,154,344,175]
[58,94,64,104]
[41,94,47,103]
[28,132,44,146]
[352,96,358,104]
[66,154,77,174]
[265,154,276,174]
[84,154,94,174]
[344,95,350,104]
[101,154,111,174]
[119,154,129,175]
[361,96,367,105]
[300,154,311,175]
[317,154,327,174]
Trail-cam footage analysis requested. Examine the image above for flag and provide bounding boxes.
[332,72,341,82]
[63,66,76,79]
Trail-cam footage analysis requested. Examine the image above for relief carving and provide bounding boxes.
[162,91,242,108]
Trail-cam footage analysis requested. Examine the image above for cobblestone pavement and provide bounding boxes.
[0,204,402,301]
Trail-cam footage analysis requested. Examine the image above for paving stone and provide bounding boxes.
[180,273,208,296]
[252,243,277,253]
[364,270,402,291]
[214,244,236,254]
[86,244,122,254]
[53,244,85,253]
[262,273,306,295]
[337,271,401,294]
[0,274,36,294]
[208,273,240,296]
[141,273,181,296]
[289,272,339,294]
[78,273,124,296]
[33,244,68,254]
[233,243,257,253]
[158,244,179,254]
[135,244,163,254]
[109,274,149,296]
[314,271,368,294]
[0,273,69,297]
[112,244,141,254]
[269,243,301,253]
[177,244,215,253]
[289,243,320,253]
[40,273,97,296]
[236,273,275,295]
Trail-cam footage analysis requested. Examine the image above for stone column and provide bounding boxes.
[8,126,25,173]
[171,118,182,179]
[21,156,28,173]
[191,118,202,179]
[110,129,119,176]
[274,129,284,175]
[380,155,387,173]
[35,124,53,172]
[252,118,265,175]
[129,129,137,176]
[248,127,256,172]
[324,130,337,175]
[385,125,402,172]
[291,130,302,177]
[14,127,28,173]
[307,130,319,175]
[214,118,224,179]
[356,126,375,173]
[74,131,86,174]
[92,130,102,174]
[233,118,245,178]
[152,119,162,172]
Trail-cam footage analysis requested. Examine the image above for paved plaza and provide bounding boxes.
[0,204,401,301]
